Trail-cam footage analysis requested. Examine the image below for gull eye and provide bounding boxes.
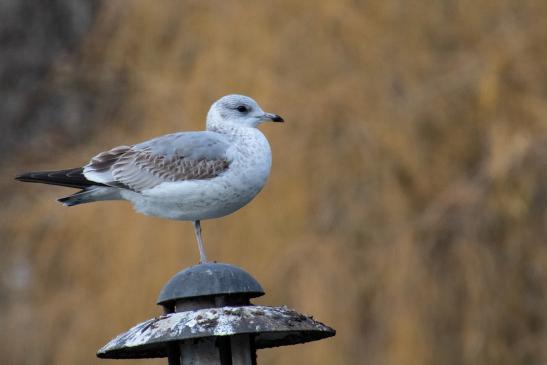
[236,105,249,113]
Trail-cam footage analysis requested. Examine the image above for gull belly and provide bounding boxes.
[121,128,272,221]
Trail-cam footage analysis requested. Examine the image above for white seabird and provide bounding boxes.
[16,94,284,262]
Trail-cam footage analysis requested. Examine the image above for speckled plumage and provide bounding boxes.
[113,125,273,220]
[16,94,283,261]
[79,95,280,221]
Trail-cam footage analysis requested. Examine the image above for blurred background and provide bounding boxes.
[2,0,547,364]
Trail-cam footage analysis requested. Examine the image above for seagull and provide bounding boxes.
[16,94,283,263]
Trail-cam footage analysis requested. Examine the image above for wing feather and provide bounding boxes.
[83,132,231,192]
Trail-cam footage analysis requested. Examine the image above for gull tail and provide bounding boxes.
[57,186,121,206]
[16,168,119,206]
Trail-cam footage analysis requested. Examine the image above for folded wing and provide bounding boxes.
[84,132,232,192]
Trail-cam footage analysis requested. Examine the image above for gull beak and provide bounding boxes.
[262,112,284,123]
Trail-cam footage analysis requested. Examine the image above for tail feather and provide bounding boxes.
[17,167,118,207]
[58,186,121,206]
[58,189,89,206]
[16,167,105,189]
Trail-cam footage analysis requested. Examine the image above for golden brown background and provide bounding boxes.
[2,1,547,364]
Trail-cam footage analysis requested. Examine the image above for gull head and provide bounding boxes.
[206,94,284,130]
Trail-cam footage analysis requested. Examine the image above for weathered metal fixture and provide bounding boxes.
[98,262,335,364]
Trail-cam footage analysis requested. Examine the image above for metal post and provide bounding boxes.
[97,263,335,363]
[180,338,219,364]
[230,335,253,365]
[163,305,181,365]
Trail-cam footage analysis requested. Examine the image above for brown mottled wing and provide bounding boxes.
[111,148,229,192]
[83,132,231,192]
[88,145,132,172]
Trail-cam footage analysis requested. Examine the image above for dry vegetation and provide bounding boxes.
[2,1,547,364]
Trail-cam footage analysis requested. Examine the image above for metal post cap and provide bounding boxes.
[97,305,336,359]
[157,262,265,306]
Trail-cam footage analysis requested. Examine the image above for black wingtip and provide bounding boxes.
[15,172,33,182]
[15,171,46,183]
[14,168,102,189]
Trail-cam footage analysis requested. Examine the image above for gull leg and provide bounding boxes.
[193,220,207,263]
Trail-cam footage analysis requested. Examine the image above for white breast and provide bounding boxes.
[123,127,272,221]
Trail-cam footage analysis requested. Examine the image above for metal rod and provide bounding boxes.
[180,338,219,364]
[230,335,253,365]
[217,337,232,365]
[163,305,181,365]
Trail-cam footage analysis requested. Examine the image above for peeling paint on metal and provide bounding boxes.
[98,305,335,359]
